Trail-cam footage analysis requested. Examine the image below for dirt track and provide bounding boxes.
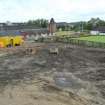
[0,43,105,105]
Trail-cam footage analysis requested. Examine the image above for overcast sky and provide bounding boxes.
[0,0,105,22]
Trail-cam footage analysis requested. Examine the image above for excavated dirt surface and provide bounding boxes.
[0,42,105,105]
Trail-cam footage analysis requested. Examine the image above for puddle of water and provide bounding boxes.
[53,72,83,89]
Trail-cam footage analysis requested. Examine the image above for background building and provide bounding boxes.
[48,18,56,35]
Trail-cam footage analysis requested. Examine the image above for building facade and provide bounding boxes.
[91,27,105,35]
[48,18,56,35]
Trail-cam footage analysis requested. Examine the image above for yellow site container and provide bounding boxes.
[10,36,24,46]
[0,42,4,48]
[0,36,24,47]
[0,36,11,47]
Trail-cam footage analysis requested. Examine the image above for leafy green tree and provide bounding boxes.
[27,19,48,28]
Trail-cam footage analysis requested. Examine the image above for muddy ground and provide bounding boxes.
[0,42,105,105]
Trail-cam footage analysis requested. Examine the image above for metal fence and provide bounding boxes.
[36,36,105,48]
[56,37,105,48]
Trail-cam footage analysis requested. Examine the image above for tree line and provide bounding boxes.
[26,19,49,28]
[22,18,105,31]
[57,18,105,31]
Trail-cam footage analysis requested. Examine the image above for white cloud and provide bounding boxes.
[0,0,105,22]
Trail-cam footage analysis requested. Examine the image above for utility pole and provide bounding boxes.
[81,21,84,32]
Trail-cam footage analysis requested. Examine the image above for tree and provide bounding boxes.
[27,19,48,28]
